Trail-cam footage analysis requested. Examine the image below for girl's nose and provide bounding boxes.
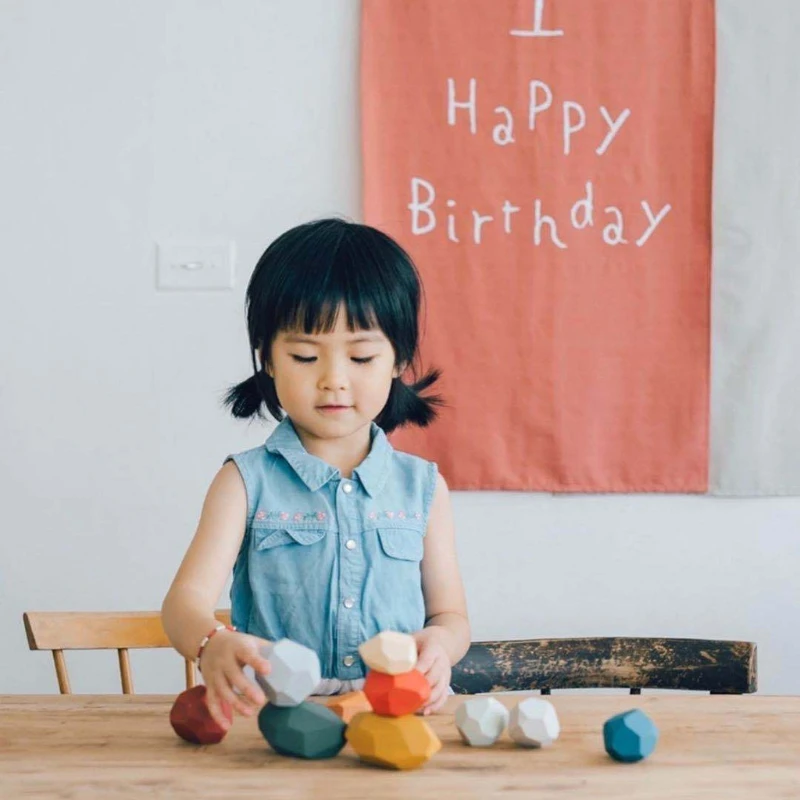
[318,362,348,391]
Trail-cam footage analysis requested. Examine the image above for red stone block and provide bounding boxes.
[169,685,232,745]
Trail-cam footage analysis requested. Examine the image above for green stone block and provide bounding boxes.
[258,701,347,759]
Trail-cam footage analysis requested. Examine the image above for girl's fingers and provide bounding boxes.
[204,687,232,730]
[419,687,444,715]
[416,650,434,676]
[430,681,447,707]
[423,663,447,691]
[428,694,447,714]
[424,690,447,715]
[433,681,450,710]
[422,675,450,715]
[240,641,273,677]
[214,676,254,718]
[228,665,266,708]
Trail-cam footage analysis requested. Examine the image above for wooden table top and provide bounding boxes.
[1,694,798,799]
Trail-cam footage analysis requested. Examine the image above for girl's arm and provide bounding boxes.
[161,460,249,660]
[162,462,272,730]
[414,472,471,711]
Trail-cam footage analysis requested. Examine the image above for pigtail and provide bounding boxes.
[222,373,263,419]
[222,371,283,421]
[375,368,444,434]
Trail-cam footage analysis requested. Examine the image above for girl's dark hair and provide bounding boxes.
[223,217,442,433]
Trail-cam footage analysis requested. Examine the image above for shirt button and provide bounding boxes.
[343,597,355,609]
[343,655,355,667]
[342,482,353,494]
[345,539,356,550]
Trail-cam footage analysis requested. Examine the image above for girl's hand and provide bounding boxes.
[199,630,272,729]
[413,628,452,715]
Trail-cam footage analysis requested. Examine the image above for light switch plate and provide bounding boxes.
[156,242,235,290]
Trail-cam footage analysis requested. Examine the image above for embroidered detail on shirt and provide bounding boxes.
[254,510,328,523]
[367,511,423,520]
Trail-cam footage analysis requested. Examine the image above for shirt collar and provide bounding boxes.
[265,417,392,498]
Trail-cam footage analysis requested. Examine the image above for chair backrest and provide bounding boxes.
[451,636,757,695]
[23,610,232,694]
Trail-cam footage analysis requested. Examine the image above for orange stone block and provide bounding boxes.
[345,712,441,770]
[364,669,430,717]
[325,690,373,723]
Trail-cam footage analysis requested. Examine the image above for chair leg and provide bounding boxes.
[53,650,71,694]
[185,658,197,690]
[118,649,134,694]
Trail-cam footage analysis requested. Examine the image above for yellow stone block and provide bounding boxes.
[325,690,372,724]
[345,712,442,770]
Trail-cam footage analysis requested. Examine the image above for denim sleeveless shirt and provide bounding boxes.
[226,417,438,682]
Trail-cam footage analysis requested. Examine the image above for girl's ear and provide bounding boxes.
[257,346,273,378]
[393,361,409,379]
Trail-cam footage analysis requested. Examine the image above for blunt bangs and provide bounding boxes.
[246,219,419,368]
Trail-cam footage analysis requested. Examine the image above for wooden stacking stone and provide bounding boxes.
[358,631,417,675]
[346,712,441,770]
[455,696,510,747]
[364,669,430,717]
[259,702,346,760]
[325,690,372,724]
[603,709,659,762]
[169,685,232,745]
[255,639,321,707]
[347,631,440,770]
[508,698,561,748]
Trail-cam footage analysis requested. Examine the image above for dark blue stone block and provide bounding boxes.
[603,709,659,763]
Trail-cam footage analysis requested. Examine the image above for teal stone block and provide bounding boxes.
[603,709,659,763]
[258,701,346,759]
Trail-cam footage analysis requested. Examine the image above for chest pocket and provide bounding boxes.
[251,522,330,586]
[369,523,425,598]
[376,526,425,562]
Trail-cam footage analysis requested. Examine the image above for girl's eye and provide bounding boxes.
[289,354,376,364]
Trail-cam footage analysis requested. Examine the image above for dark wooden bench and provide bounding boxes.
[451,637,757,695]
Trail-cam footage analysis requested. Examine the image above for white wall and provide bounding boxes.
[1,1,797,696]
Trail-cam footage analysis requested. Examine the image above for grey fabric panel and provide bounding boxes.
[711,0,800,495]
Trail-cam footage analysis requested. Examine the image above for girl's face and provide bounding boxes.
[267,306,401,443]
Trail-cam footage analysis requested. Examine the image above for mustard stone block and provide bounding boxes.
[345,712,441,770]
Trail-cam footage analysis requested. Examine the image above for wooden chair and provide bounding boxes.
[451,637,757,695]
[23,610,231,694]
[25,613,757,697]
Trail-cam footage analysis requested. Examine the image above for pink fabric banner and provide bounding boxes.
[362,0,715,491]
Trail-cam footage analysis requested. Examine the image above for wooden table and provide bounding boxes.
[1,694,798,798]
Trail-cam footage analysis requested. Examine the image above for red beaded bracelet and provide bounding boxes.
[196,623,236,671]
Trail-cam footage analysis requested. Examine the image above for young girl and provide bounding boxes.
[162,218,470,730]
